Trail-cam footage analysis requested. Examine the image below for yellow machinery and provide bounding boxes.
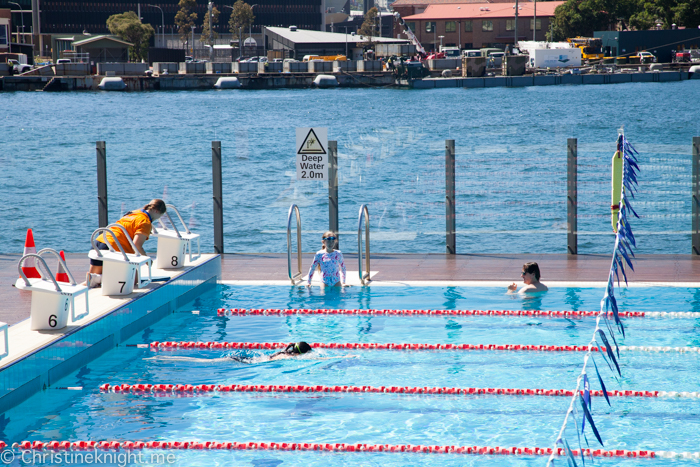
[567,37,604,62]
[303,55,347,62]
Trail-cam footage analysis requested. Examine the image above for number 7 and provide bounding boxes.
[119,281,126,293]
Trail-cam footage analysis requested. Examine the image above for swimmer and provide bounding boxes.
[508,262,548,294]
[147,341,357,365]
[86,199,166,288]
[306,231,348,287]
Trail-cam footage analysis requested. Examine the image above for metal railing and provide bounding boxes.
[358,204,370,285]
[287,204,303,284]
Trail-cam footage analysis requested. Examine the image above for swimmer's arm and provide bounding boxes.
[306,254,321,286]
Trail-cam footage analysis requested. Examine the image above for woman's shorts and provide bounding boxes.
[89,241,110,267]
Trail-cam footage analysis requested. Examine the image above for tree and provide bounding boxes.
[200,5,221,45]
[548,0,614,40]
[228,0,255,41]
[673,0,700,28]
[175,0,198,48]
[106,11,154,62]
[358,7,379,48]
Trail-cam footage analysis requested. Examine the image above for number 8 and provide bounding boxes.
[171,256,178,267]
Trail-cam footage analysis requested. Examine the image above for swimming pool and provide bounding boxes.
[4,284,699,466]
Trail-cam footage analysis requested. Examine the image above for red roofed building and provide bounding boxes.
[396,2,564,51]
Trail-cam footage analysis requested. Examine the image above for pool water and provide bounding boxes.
[4,285,700,466]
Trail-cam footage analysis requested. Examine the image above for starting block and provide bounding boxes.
[15,249,89,331]
[88,225,152,296]
[151,204,200,270]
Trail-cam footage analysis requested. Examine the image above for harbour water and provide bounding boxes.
[2,80,700,255]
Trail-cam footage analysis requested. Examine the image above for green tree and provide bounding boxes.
[175,0,198,48]
[358,7,379,48]
[200,6,221,45]
[673,0,700,28]
[106,11,154,62]
[549,0,614,40]
[228,0,255,41]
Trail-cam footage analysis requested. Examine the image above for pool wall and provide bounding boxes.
[0,255,220,413]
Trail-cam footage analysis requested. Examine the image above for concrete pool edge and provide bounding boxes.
[0,254,221,414]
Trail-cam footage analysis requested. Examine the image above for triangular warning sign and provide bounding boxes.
[297,129,326,155]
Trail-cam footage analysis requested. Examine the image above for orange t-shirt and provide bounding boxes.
[98,210,152,254]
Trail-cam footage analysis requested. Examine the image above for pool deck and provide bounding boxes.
[3,252,700,325]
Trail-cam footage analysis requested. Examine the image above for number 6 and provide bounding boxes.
[49,314,57,327]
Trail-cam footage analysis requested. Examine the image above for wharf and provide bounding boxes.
[0,72,395,92]
[2,252,699,325]
[410,70,697,88]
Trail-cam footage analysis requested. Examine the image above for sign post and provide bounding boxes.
[296,128,328,181]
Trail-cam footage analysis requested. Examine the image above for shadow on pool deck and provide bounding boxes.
[2,253,700,325]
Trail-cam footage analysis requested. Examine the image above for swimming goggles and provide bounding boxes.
[323,236,336,241]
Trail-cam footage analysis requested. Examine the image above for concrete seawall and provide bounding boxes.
[0,72,395,92]
[411,71,696,89]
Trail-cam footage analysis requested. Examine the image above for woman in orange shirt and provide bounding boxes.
[87,199,166,288]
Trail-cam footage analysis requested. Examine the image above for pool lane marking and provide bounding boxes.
[138,341,700,354]
[10,440,665,458]
[99,383,699,398]
[213,308,699,318]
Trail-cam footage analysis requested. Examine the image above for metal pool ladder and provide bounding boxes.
[287,204,303,284]
[358,204,370,285]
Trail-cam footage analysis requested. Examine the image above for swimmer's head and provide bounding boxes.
[322,231,337,249]
[286,341,312,354]
[143,199,167,220]
[522,262,541,281]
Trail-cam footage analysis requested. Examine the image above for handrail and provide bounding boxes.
[287,204,303,284]
[358,204,370,285]
[154,204,189,238]
[37,248,78,286]
[90,227,131,262]
[17,254,62,292]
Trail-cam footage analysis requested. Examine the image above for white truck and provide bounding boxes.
[6,53,32,74]
[440,46,461,58]
[527,48,581,68]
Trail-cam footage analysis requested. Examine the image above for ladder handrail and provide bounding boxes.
[287,204,303,284]
[358,204,370,285]
[90,227,131,262]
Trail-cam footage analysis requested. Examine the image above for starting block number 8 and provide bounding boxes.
[157,239,187,270]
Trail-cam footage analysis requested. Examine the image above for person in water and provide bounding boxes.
[306,231,347,287]
[150,341,315,364]
[508,262,548,294]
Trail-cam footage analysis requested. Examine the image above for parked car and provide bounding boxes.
[462,49,481,58]
[56,58,72,64]
[637,51,656,63]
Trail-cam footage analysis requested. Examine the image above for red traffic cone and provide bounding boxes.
[56,250,70,283]
[21,229,41,279]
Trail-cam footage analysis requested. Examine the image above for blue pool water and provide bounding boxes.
[4,285,700,466]
[3,81,700,255]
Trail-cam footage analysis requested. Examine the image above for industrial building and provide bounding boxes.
[265,26,410,60]
[0,0,324,35]
[399,1,561,50]
[595,29,700,63]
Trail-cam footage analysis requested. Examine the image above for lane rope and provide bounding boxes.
[141,341,700,354]
[216,308,697,318]
[98,383,700,399]
[7,440,674,458]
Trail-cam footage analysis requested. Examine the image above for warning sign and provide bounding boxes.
[296,127,328,180]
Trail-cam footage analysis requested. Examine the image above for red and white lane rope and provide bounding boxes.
[216,308,695,318]
[143,341,700,354]
[8,440,671,458]
[98,383,700,399]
